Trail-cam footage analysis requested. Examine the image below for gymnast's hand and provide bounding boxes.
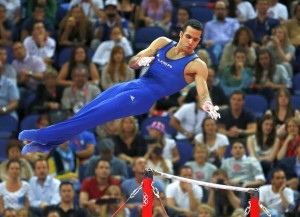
[137,56,155,67]
[202,101,221,120]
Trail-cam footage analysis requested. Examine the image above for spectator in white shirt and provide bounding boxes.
[23,21,56,65]
[234,0,256,23]
[267,0,289,22]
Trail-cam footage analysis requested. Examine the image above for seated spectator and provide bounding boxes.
[166,165,203,217]
[266,25,295,77]
[250,48,291,102]
[61,64,101,113]
[197,204,215,217]
[84,138,128,180]
[23,21,56,65]
[121,157,164,210]
[100,45,134,90]
[219,47,254,97]
[3,208,17,217]
[113,116,147,165]
[207,169,241,217]
[46,210,61,217]
[259,169,295,217]
[21,5,55,41]
[185,144,217,182]
[28,159,61,217]
[0,5,13,46]
[152,191,183,217]
[218,90,256,144]
[267,0,288,21]
[69,0,103,24]
[170,87,207,141]
[43,181,87,217]
[96,119,120,139]
[277,117,300,160]
[117,0,137,30]
[0,160,30,215]
[58,5,93,47]
[244,0,280,46]
[17,208,30,217]
[232,0,256,24]
[195,117,229,167]
[79,159,121,216]
[0,61,19,120]
[0,0,20,25]
[230,208,244,217]
[0,47,17,84]
[247,114,280,178]
[92,26,133,69]
[57,45,100,87]
[219,26,257,70]
[197,49,212,67]
[0,139,33,181]
[26,0,57,25]
[168,6,191,41]
[138,0,173,31]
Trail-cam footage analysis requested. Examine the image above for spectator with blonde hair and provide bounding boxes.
[197,204,215,217]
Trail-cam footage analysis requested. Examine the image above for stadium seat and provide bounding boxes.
[179,0,212,7]
[293,73,300,95]
[0,138,9,161]
[134,27,167,52]
[140,116,177,139]
[244,94,268,117]
[176,141,193,165]
[20,114,39,131]
[190,6,214,25]
[0,115,18,138]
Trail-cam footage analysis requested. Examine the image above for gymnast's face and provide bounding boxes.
[179,26,202,53]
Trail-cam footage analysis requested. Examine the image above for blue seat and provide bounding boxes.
[179,0,211,7]
[134,27,167,52]
[244,94,268,117]
[176,141,193,166]
[291,95,300,110]
[57,47,95,68]
[0,115,18,138]
[140,116,177,139]
[20,114,39,131]
[0,138,9,161]
[293,73,300,95]
[190,6,214,25]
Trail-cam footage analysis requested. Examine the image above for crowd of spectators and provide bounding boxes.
[0,0,300,216]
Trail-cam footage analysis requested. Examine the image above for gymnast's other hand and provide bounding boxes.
[202,101,221,120]
[137,56,155,67]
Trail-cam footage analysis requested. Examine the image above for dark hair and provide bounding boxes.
[255,114,276,151]
[233,46,248,56]
[6,159,21,170]
[37,114,50,124]
[232,27,253,47]
[33,4,45,11]
[59,181,74,191]
[230,90,245,99]
[182,19,203,32]
[254,48,276,84]
[231,141,245,149]
[33,158,48,169]
[71,63,90,78]
[178,6,192,18]
[212,169,228,179]
[274,88,294,121]
[32,20,45,30]
[6,139,23,156]
[179,165,193,175]
[96,158,111,168]
[294,2,300,15]
[270,168,285,179]
[201,117,216,144]
[68,46,91,76]
[0,4,6,10]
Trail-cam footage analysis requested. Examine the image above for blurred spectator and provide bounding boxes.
[0,47,17,84]
[0,59,19,120]
[0,0,20,25]
[168,6,191,41]
[207,169,241,217]
[96,119,120,139]
[267,0,288,21]
[93,0,129,42]
[17,208,30,217]
[113,116,147,165]
[230,208,244,217]
[148,93,181,117]
[251,48,291,102]
[152,191,183,217]
[247,114,280,178]
[21,5,55,41]
[27,0,57,25]
[259,169,295,217]
[218,90,256,144]
[244,0,280,46]
[221,141,266,188]
[12,41,46,91]
[117,0,138,30]
[57,45,100,87]
[121,157,164,210]
[84,138,128,180]
[99,185,130,217]
[277,117,300,160]
[46,210,61,217]
[219,47,254,97]
[99,45,134,90]
[185,143,217,182]
[138,0,173,31]
[23,21,56,65]
[232,0,256,24]
[197,49,211,67]
[3,208,17,217]
[219,26,257,70]
[58,5,93,47]
[266,25,295,77]
[0,160,30,214]
[0,139,34,181]
[43,181,87,217]
[61,64,100,113]
[166,165,203,217]
[0,5,13,46]
[170,87,207,141]
[79,159,120,216]
[195,117,229,167]
[28,159,61,217]
[69,0,104,24]
[32,67,64,113]
[197,204,215,217]
[203,0,240,64]
[92,26,133,68]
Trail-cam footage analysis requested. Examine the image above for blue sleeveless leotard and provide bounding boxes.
[19,41,199,153]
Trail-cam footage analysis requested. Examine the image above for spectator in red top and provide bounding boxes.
[79,159,121,216]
